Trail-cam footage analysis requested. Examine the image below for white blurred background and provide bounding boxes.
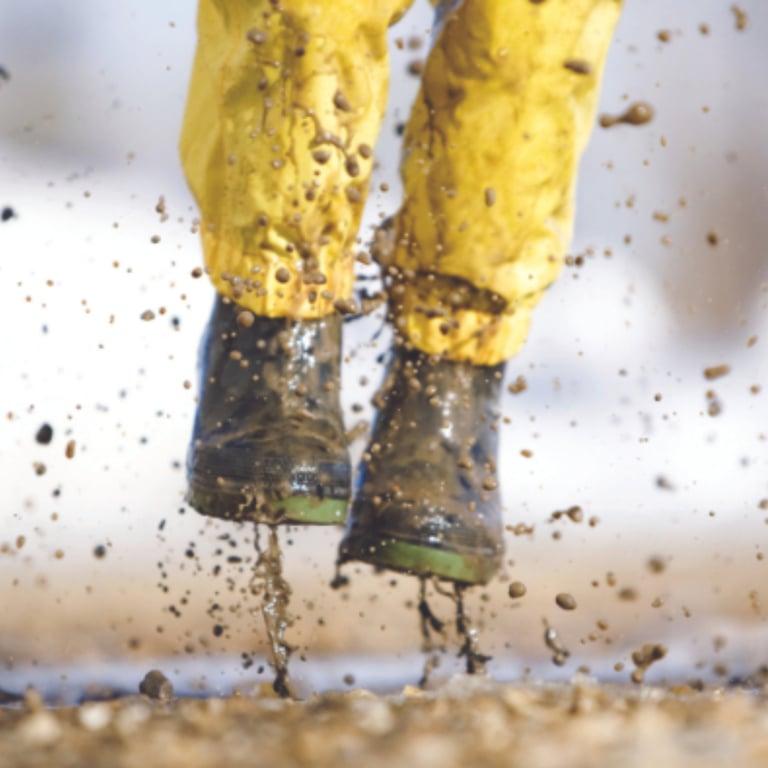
[1,0,767,690]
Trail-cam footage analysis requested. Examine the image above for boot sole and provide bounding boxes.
[187,476,348,525]
[340,531,499,585]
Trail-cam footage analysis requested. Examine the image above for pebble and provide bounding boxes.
[139,670,174,701]
[508,581,527,599]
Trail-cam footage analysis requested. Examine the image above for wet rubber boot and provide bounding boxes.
[187,297,350,525]
[340,348,505,584]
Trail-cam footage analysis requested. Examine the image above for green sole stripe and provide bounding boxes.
[277,495,348,525]
[343,535,495,585]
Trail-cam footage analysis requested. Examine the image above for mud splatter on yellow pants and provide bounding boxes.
[181,0,621,365]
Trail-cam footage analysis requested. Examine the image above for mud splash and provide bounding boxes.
[416,579,491,679]
[599,100,654,128]
[417,577,447,687]
[453,584,491,675]
[249,525,294,698]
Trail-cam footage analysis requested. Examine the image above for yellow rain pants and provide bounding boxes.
[181,0,621,365]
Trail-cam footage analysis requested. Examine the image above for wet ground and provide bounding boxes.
[4,675,768,768]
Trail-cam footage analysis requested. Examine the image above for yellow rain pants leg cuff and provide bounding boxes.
[201,231,356,319]
[390,275,536,367]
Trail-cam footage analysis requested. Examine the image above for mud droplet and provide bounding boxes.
[544,624,571,666]
[345,157,361,178]
[703,364,730,381]
[312,149,331,165]
[236,310,256,329]
[246,28,267,45]
[563,59,592,76]
[555,593,577,611]
[35,423,53,445]
[630,643,667,684]
[333,90,352,112]
[333,297,358,316]
[599,101,654,128]
[731,4,748,31]
[507,375,527,395]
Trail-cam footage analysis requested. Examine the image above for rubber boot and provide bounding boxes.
[340,348,505,584]
[187,297,350,525]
